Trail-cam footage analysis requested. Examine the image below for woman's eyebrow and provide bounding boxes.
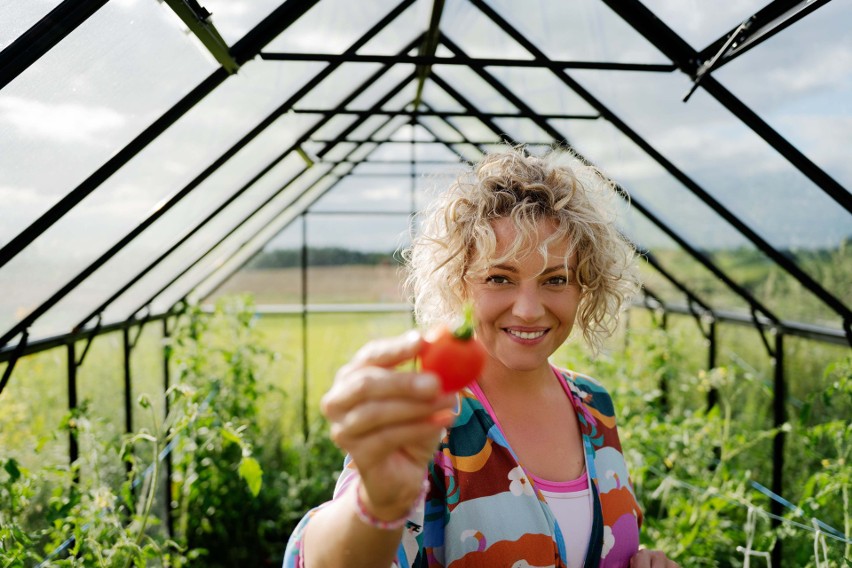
[541,264,574,275]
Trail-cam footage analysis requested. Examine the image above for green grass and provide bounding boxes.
[1,297,849,566]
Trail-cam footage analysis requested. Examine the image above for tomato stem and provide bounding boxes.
[452,304,476,340]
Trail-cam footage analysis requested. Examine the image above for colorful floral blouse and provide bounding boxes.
[283,367,642,567]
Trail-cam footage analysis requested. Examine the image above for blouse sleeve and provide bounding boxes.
[282,456,426,568]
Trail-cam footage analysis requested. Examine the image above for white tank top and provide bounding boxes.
[469,380,593,568]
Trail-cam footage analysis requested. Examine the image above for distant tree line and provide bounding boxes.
[246,247,400,269]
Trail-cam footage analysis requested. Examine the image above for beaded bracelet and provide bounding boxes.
[353,478,429,531]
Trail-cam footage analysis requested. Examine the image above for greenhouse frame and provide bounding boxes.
[1,0,850,565]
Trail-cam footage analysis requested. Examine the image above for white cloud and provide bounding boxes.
[0,184,42,206]
[0,97,125,145]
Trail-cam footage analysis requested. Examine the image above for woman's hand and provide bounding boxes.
[630,549,680,567]
[320,331,456,521]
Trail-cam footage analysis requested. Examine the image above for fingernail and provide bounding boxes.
[414,373,437,392]
[403,329,421,346]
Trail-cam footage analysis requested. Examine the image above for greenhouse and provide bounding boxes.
[0,0,850,565]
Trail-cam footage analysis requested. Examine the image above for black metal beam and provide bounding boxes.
[260,51,677,72]
[70,29,421,332]
[311,138,550,146]
[0,69,227,274]
[228,0,321,66]
[697,0,833,73]
[295,108,599,120]
[130,80,413,317]
[0,0,323,274]
[431,43,780,325]
[601,0,852,216]
[1,1,415,347]
[470,0,851,329]
[413,0,446,109]
[0,0,108,91]
[0,310,179,364]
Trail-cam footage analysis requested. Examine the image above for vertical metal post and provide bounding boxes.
[122,328,133,431]
[659,308,669,410]
[409,119,418,330]
[771,330,786,567]
[301,212,309,443]
[707,320,718,410]
[163,317,174,537]
[66,342,79,470]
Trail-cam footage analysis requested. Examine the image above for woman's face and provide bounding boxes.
[467,217,581,378]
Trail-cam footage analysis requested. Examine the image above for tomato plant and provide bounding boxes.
[419,305,487,392]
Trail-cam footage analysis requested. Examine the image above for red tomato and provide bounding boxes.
[419,323,486,393]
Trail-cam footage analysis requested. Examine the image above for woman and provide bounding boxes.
[284,147,678,567]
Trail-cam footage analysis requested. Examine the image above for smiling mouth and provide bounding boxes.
[505,329,548,340]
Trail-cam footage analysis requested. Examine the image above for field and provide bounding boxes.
[1,264,850,566]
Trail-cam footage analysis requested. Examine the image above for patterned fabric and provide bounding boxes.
[283,368,642,568]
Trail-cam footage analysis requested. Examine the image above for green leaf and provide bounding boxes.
[238,456,263,497]
[221,426,242,446]
[4,458,21,482]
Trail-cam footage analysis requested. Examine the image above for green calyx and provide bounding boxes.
[452,304,476,340]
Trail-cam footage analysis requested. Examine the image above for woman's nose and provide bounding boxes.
[511,283,546,321]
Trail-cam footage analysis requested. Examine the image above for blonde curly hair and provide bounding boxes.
[404,146,639,354]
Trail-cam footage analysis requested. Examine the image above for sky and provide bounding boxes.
[0,0,850,338]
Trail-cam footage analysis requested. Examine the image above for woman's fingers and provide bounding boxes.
[333,395,456,440]
[323,368,444,419]
[347,420,448,470]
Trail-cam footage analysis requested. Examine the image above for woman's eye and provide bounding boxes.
[485,275,510,285]
[546,276,568,286]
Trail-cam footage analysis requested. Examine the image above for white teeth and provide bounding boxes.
[507,329,546,340]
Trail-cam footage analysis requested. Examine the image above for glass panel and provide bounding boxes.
[310,173,414,212]
[155,172,339,312]
[0,0,216,244]
[486,66,599,116]
[348,64,416,110]
[2,58,326,341]
[37,146,313,338]
[100,161,332,324]
[294,62,384,109]
[569,68,851,321]
[309,113,359,143]
[716,1,852,191]
[483,0,670,63]
[444,115,501,142]
[207,223,302,305]
[390,124,436,142]
[322,142,359,163]
[553,117,842,325]
[638,0,768,50]
[417,115,465,142]
[265,0,405,53]
[369,141,460,162]
[305,214,411,304]
[431,64,517,113]
[492,117,554,145]
[420,81,467,112]
[620,205,752,314]
[0,348,68,472]
[200,0,285,45]
[0,0,63,49]
[357,0,431,56]
[439,0,533,60]
[343,115,395,142]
